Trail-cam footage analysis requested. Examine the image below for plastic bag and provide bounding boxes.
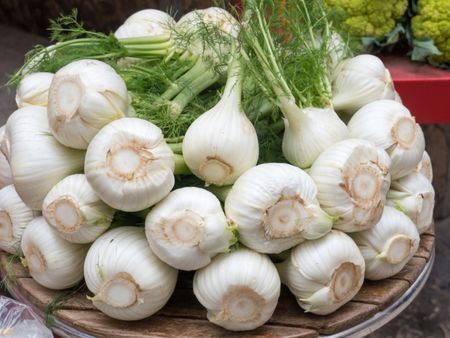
[0,295,53,338]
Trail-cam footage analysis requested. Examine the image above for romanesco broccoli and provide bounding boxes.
[412,0,450,63]
[326,0,408,39]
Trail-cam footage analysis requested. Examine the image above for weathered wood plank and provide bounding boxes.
[391,257,427,285]
[55,310,319,338]
[352,279,409,310]
[0,252,30,278]
[414,235,435,260]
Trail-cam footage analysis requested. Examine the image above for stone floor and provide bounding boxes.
[0,25,449,338]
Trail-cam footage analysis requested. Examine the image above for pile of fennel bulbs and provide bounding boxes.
[0,0,435,332]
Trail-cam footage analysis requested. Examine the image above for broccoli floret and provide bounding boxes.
[412,0,450,63]
[326,0,408,39]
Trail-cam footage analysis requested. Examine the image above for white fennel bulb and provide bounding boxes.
[0,126,12,188]
[387,172,435,234]
[277,230,365,315]
[21,217,88,290]
[15,72,54,108]
[348,100,425,179]
[225,163,333,254]
[193,248,280,331]
[6,106,85,209]
[282,105,349,168]
[351,206,419,280]
[84,226,178,321]
[182,58,258,186]
[85,117,175,212]
[115,9,175,38]
[415,151,433,182]
[0,185,38,254]
[42,174,115,243]
[145,187,233,270]
[47,59,130,149]
[394,91,403,104]
[332,54,396,114]
[309,139,391,232]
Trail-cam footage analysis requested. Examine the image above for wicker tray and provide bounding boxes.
[0,225,435,338]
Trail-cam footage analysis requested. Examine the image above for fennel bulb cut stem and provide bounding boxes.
[145,187,233,270]
[182,55,259,186]
[193,248,280,331]
[277,230,365,315]
[84,227,178,320]
[85,118,175,212]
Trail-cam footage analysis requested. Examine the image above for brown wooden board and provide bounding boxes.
[0,232,434,337]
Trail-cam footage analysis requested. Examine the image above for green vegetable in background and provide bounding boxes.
[411,0,450,65]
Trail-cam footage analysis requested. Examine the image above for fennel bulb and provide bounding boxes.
[85,117,175,212]
[145,187,233,270]
[15,72,54,108]
[225,163,333,254]
[182,57,258,186]
[387,172,435,234]
[277,230,365,315]
[84,226,178,321]
[0,185,38,255]
[309,139,391,232]
[193,248,280,331]
[6,106,85,210]
[115,9,175,39]
[351,206,419,280]
[47,59,131,149]
[43,174,115,243]
[21,217,88,290]
[348,100,425,179]
[332,54,396,114]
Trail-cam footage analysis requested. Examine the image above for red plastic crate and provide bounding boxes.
[381,55,450,124]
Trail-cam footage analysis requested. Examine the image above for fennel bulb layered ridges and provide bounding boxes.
[85,117,175,212]
[6,106,85,210]
[415,151,433,182]
[332,54,396,114]
[277,230,365,315]
[225,163,333,254]
[182,57,259,186]
[387,172,435,234]
[193,248,280,331]
[351,206,419,280]
[21,217,88,290]
[42,174,115,243]
[47,59,131,149]
[309,139,391,232]
[84,226,178,321]
[145,187,233,270]
[0,185,38,255]
[0,126,12,188]
[15,72,54,108]
[348,100,425,179]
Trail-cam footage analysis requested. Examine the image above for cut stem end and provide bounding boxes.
[330,262,362,302]
[381,234,414,265]
[222,286,265,323]
[263,196,306,239]
[96,272,139,308]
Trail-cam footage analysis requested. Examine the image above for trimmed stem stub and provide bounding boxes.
[0,210,13,241]
[221,286,265,323]
[51,75,85,121]
[199,156,233,186]
[47,196,82,233]
[391,116,417,149]
[106,142,154,181]
[25,244,47,274]
[381,234,413,265]
[263,196,306,239]
[96,272,140,308]
[156,210,205,246]
[329,262,362,302]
